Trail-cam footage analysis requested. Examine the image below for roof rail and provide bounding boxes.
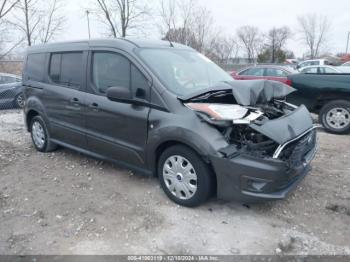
[120,38,140,48]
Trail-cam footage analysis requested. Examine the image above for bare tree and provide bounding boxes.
[191,6,213,53]
[298,14,331,59]
[0,0,23,58]
[264,26,291,63]
[93,0,150,37]
[13,0,41,46]
[237,25,261,63]
[158,0,176,37]
[0,0,19,19]
[11,0,65,46]
[159,0,215,54]
[208,36,239,68]
[38,0,65,43]
[159,0,196,44]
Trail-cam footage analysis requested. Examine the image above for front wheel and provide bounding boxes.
[319,100,350,134]
[158,145,214,207]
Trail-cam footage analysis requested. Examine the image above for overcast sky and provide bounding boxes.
[63,0,350,58]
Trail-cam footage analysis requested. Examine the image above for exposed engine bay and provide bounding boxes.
[186,99,297,159]
[181,80,315,162]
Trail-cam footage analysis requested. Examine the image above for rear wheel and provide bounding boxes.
[158,145,213,207]
[30,116,57,152]
[319,100,350,134]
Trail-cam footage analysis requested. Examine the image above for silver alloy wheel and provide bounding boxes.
[16,94,25,108]
[162,155,198,200]
[32,121,45,149]
[325,107,350,129]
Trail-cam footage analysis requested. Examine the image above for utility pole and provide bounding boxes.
[86,10,91,40]
[346,31,350,54]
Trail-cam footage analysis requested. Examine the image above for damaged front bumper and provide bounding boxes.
[211,127,318,203]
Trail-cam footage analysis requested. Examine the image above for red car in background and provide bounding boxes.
[230,65,297,86]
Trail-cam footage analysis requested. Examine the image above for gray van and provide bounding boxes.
[23,39,317,207]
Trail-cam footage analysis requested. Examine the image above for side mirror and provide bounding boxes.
[106,86,133,104]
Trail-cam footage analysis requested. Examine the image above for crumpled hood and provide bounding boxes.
[250,105,314,145]
[179,80,296,106]
[229,80,295,106]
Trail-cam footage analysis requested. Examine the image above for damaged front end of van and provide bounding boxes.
[180,80,318,202]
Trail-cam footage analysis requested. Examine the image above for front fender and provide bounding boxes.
[146,109,228,174]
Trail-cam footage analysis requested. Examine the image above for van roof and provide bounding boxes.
[27,38,192,54]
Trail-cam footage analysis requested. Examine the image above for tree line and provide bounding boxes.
[0,0,332,66]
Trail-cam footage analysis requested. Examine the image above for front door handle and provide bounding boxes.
[71,97,79,103]
[66,97,81,110]
[89,102,99,111]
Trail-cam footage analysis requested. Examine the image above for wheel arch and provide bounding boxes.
[26,109,40,131]
[25,96,48,132]
[153,140,218,198]
[152,140,218,195]
[314,92,350,112]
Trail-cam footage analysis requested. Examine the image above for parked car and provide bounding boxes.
[341,61,350,66]
[0,73,23,109]
[230,65,296,86]
[301,65,350,74]
[296,59,330,71]
[288,73,350,134]
[23,39,317,207]
[285,59,298,64]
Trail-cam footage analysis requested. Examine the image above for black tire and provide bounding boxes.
[15,92,25,108]
[319,100,350,134]
[30,115,58,152]
[158,145,214,207]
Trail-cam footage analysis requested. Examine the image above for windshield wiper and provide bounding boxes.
[190,90,230,101]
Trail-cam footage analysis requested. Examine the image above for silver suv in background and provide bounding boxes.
[296,59,330,71]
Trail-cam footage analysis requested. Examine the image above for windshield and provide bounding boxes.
[137,48,233,96]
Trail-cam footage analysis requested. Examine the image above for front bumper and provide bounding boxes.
[210,131,317,203]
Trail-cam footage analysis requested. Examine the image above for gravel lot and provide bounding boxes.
[0,109,349,255]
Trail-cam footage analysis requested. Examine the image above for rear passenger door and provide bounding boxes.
[45,51,88,149]
[84,49,150,169]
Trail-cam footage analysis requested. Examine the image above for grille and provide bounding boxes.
[279,130,317,168]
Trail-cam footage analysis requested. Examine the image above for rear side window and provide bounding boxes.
[240,68,264,76]
[303,67,318,74]
[265,68,288,77]
[26,53,46,81]
[49,52,83,89]
[92,52,130,93]
[322,67,337,74]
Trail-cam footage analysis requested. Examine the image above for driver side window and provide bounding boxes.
[92,51,149,100]
[92,52,130,94]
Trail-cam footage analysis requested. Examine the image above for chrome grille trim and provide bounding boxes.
[273,126,318,159]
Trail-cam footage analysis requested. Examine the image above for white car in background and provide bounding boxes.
[300,65,350,74]
[341,61,350,66]
[296,59,330,71]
